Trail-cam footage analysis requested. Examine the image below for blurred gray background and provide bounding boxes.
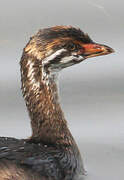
[0,0,124,179]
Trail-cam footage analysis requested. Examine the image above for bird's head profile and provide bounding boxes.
[20,26,114,146]
[24,26,114,72]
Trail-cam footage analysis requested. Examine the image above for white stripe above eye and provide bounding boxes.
[43,49,67,64]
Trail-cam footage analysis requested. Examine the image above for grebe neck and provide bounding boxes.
[20,55,74,146]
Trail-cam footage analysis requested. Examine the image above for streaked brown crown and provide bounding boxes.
[25,26,90,57]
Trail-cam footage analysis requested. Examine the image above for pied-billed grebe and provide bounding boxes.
[0,26,114,180]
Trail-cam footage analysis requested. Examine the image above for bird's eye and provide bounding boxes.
[66,43,77,51]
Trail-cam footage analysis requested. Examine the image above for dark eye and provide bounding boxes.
[66,43,77,51]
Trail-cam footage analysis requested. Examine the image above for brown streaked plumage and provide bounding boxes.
[0,26,114,180]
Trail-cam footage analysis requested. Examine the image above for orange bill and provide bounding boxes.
[80,43,114,58]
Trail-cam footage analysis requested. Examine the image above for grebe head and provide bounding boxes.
[24,26,114,72]
[20,26,114,145]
